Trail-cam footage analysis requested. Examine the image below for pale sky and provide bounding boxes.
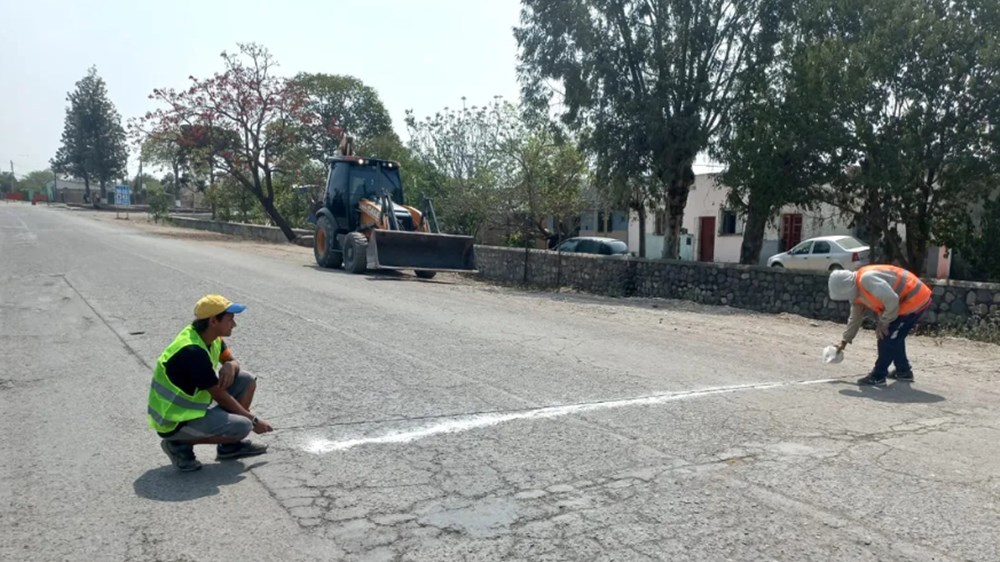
[0,0,525,178]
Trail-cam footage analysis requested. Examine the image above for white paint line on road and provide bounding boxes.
[301,377,842,454]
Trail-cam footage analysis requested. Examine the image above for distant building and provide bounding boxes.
[48,178,94,204]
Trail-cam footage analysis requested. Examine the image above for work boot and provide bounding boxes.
[217,440,268,460]
[857,373,887,387]
[160,440,203,472]
[889,369,915,382]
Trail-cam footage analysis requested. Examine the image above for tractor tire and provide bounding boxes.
[414,270,437,279]
[343,232,368,274]
[314,215,343,269]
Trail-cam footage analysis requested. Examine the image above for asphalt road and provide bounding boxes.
[2,203,999,562]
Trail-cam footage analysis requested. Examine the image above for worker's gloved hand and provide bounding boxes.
[876,323,890,340]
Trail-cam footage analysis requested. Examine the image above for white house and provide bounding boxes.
[622,173,857,265]
[576,172,950,277]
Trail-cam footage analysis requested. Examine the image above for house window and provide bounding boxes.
[654,210,666,235]
[720,209,739,235]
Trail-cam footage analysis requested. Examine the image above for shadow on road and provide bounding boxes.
[835,380,945,403]
[304,264,454,284]
[364,275,450,285]
[133,460,268,502]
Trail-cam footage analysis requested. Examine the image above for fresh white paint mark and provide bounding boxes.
[302,377,841,454]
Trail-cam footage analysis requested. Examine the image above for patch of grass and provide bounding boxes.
[924,322,1000,345]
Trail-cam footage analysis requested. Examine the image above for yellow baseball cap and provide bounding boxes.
[193,294,247,320]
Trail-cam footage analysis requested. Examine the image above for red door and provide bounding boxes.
[699,217,716,262]
[781,214,803,251]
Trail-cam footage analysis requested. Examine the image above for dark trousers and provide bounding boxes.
[872,308,927,377]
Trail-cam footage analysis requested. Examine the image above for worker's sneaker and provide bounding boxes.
[857,373,887,387]
[889,369,915,382]
[160,440,203,472]
[217,440,268,460]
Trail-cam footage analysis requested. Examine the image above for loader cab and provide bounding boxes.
[314,154,478,275]
[325,157,403,231]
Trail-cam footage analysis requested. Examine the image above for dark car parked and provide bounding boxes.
[554,236,629,256]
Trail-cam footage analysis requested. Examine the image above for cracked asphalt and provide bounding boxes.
[2,204,999,562]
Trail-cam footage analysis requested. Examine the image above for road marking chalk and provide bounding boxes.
[301,377,841,454]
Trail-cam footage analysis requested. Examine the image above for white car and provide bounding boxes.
[767,235,871,271]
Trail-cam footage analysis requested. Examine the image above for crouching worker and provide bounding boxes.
[148,294,273,472]
[828,265,933,387]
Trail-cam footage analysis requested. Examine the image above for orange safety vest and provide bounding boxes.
[855,265,932,316]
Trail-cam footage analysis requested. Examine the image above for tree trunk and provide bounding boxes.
[172,160,181,205]
[258,195,298,241]
[522,222,532,284]
[862,182,892,264]
[740,191,770,265]
[661,173,694,260]
[209,166,217,219]
[99,179,107,202]
[635,204,646,258]
[83,176,91,203]
[903,217,930,276]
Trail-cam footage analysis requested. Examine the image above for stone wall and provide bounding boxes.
[169,216,310,244]
[153,215,1000,333]
[475,246,1000,330]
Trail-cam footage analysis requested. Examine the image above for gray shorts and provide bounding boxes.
[163,371,256,442]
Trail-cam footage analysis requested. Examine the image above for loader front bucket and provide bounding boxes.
[368,230,477,272]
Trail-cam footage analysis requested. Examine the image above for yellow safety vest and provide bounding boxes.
[147,325,222,433]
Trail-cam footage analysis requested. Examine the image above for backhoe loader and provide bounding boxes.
[312,141,476,278]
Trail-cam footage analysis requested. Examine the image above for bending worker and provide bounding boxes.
[147,294,273,472]
[828,264,933,386]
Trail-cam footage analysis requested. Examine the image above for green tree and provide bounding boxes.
[955,193,1000,282]
[598,175,656,257]
[0,171,14,194]
[712,0,845,264]
[145,184,171,222]
[292,73,401,161]
[406,98,589,248]
[825,0,1000,273]
[18,169,55,194]
[139,123,236,203]
[52,67,128,203]
[937,190,1000,282]
[517,0,768,259]
[509,129,589,257]
[405,98,523,238]
[204,176,260,224]
[270,140,325,229]
[129,173,162,203]
[141,134,185,201]
[141,44,309,241]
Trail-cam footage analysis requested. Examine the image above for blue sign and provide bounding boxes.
[114,185,131,206]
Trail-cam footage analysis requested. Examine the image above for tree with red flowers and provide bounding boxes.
[139,43,313,241]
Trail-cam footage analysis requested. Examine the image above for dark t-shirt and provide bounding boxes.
[164,344,222,395]
[156,339,229,437]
